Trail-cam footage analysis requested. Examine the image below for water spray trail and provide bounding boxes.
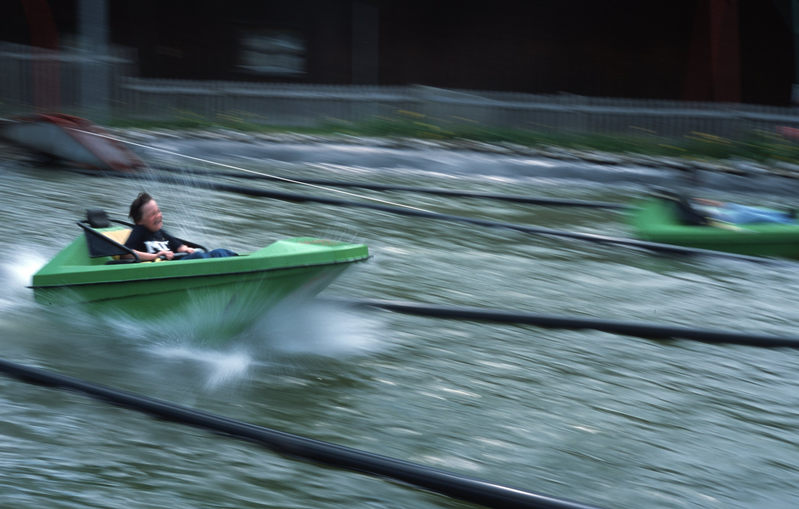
[147,344,252,389]
[252,300,386,357]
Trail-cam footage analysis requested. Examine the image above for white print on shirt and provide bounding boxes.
[144,239,170,253]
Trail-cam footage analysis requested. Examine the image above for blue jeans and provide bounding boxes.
[181,248,238,260]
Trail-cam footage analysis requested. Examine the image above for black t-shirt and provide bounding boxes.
[124,225,183,254]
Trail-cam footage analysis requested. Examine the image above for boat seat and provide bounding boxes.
[80,224,139,263]
[79,209,140,263]
[648,188,709,226]
[102,228,132,245]
[86,208,112,228]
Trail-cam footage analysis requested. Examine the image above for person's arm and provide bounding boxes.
[164,231,195,254]
[123,226,175,261]
[130,248,175,261]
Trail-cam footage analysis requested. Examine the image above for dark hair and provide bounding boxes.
[129,192,153,223]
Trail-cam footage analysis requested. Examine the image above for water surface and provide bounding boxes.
[2,139,799,508]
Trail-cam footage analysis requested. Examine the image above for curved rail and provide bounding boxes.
[329,298,799,349]
[0,358,602,509]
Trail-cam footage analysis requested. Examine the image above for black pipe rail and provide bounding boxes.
[0,358,602,509]
[329,298,799,349]
[89,170,785,265]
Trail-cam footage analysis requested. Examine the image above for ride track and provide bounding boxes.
[81,166,787,265]
[65,128,794,265]
[59,128,799,348]
[0,358,601,509]
[5,127,798,509]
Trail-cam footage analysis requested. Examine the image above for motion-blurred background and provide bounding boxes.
[2,0,798,144]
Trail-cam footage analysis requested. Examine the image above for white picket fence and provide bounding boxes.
[2,42,799,140]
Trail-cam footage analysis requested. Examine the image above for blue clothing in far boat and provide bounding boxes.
[699,203,795,225]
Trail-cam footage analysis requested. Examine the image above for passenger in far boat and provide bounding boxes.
[123,192,237,261]
[653,189,795,226]
[692,198,796,225]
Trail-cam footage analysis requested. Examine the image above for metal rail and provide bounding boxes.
[0,358,602,509]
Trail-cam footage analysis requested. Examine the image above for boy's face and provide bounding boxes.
[138,199,163,232]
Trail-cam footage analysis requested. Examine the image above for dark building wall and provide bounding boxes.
[379,0,793,104]
[1,0,74,49]
[739,0,794,105]
[303,2,354,83]
[376,0,792,104]
[110,0,356,82]
[378,1,697,98]
[1,0,795,105]
[112,1,235,80]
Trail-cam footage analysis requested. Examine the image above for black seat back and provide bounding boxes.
[649,188,709,226]
[79,209,139,262]
[86,208,111,228]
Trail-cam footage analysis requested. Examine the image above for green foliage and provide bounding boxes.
[108,112,799,164]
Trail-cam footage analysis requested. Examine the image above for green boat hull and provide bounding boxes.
[630,198,799,259]
[32,231,369,327]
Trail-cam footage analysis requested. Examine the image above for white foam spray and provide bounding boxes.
[250,298,386,357]
[123,296,386,389]
[0,252,48,313]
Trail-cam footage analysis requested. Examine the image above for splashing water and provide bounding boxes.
[146,344,252,389]
[89,296,386,389]
[3,252,47,288]
[246,298,386,357]
[0,252,48,312]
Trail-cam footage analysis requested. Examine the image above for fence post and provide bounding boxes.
[78,0,111,123]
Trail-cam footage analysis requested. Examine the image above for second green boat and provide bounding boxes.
[630,192,799,259]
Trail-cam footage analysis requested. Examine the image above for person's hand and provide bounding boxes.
[157,250,174,260]
[184,247,196,254]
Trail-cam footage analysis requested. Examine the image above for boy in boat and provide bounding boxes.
[124,192,237,261]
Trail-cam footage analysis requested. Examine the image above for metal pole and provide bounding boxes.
[792,0,799,104]
[351,1,379,84]
[78,0,110,122]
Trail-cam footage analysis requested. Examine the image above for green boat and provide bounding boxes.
[31,210,369,330]
[630,191,799,259]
